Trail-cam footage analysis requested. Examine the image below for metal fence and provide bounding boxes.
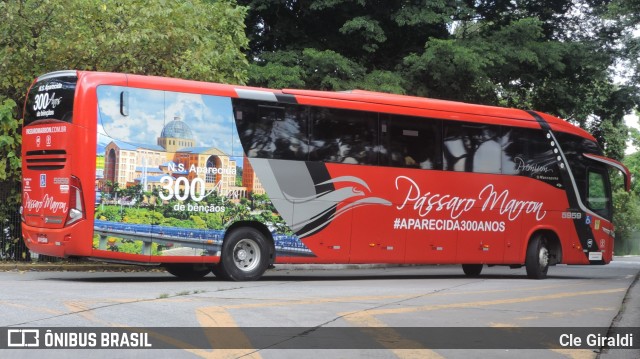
[618,231,640,255]
[0,183,28,261]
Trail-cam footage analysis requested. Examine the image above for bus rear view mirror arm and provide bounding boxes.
[583,153,631,192]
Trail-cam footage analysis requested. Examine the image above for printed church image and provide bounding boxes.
[100,116,264,198]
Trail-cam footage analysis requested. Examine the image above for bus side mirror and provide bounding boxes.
[583,153,631,192]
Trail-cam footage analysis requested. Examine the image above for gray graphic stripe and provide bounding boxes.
[235,89,297,104]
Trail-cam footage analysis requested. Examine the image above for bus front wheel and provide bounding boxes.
[218,227,270,281]
[525,234,549,279]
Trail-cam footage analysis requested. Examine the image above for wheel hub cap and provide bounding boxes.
[236,249,247,261]
[539,247,549,267]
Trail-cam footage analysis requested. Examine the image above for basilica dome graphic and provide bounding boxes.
[160,117,194,139]
[101,116,264,199]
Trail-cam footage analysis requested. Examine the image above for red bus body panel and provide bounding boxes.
[21,71,624,271]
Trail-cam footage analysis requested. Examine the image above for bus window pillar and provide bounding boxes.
[142,240,152,255]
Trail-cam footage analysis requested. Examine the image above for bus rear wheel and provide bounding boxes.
[217,227,270,281]
[525,234,549,279]
[462,264,483,277]
[165,263,212,280]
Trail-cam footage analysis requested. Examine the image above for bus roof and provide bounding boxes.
[78,71,596,142]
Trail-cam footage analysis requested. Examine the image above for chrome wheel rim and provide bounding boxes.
[539,246,549,268]
[233,238,260,272]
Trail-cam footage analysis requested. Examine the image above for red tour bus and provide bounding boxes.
[21,70,631,280]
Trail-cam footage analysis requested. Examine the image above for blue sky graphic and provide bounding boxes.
[96,86,243,157]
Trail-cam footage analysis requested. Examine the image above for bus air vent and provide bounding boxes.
[25,149,67,170]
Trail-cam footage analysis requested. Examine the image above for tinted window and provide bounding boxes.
[24,72,77,125]
[234,100,309,160]
[443,122,501,173]
[309,108,377,165]
[380,115,441,169]
[555,133,606,205]
[587,169,611,218]
[502,128,561,187]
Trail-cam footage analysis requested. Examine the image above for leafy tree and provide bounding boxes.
[240,1,639,146]
[0,0,249,260]
[0,0,249,189]
[95,206,123,222]
[1,0,249,111]
[190,215,207,229]
[0,98,22,259]
[240,0,640,253]
[613,189,640,255]
[624,149,640,195]
[0,98,20,185]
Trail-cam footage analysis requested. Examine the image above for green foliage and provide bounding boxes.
[339,17,386,53]
[0,97,21,217]
[241,0,639,149]
[0,0,249,117]
[623,150,640,197]
[0,98,20,182]
[122,208,164,225]
[241,0,640,248]
[613,189,640,255]
[402,38,494,102]
[96,206,123,222]
[0,1,250,259]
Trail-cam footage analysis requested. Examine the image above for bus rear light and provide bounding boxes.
[65,176,85,226]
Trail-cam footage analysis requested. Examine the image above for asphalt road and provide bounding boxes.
[0,257,639,359]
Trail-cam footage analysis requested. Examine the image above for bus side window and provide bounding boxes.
[263,105,308,161]
[380,115,442,169]
[234,100,308,161]
[309,108,377,165]
[443,122,501,173]
[502,128,561,187]
[587,169,611,218]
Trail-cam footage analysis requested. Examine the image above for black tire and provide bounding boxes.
[165,263,212,280]
[525,234,549,279]
[462,264,483,277]
[218,227,271,281]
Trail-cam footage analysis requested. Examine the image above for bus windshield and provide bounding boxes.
[24,71,77,126]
